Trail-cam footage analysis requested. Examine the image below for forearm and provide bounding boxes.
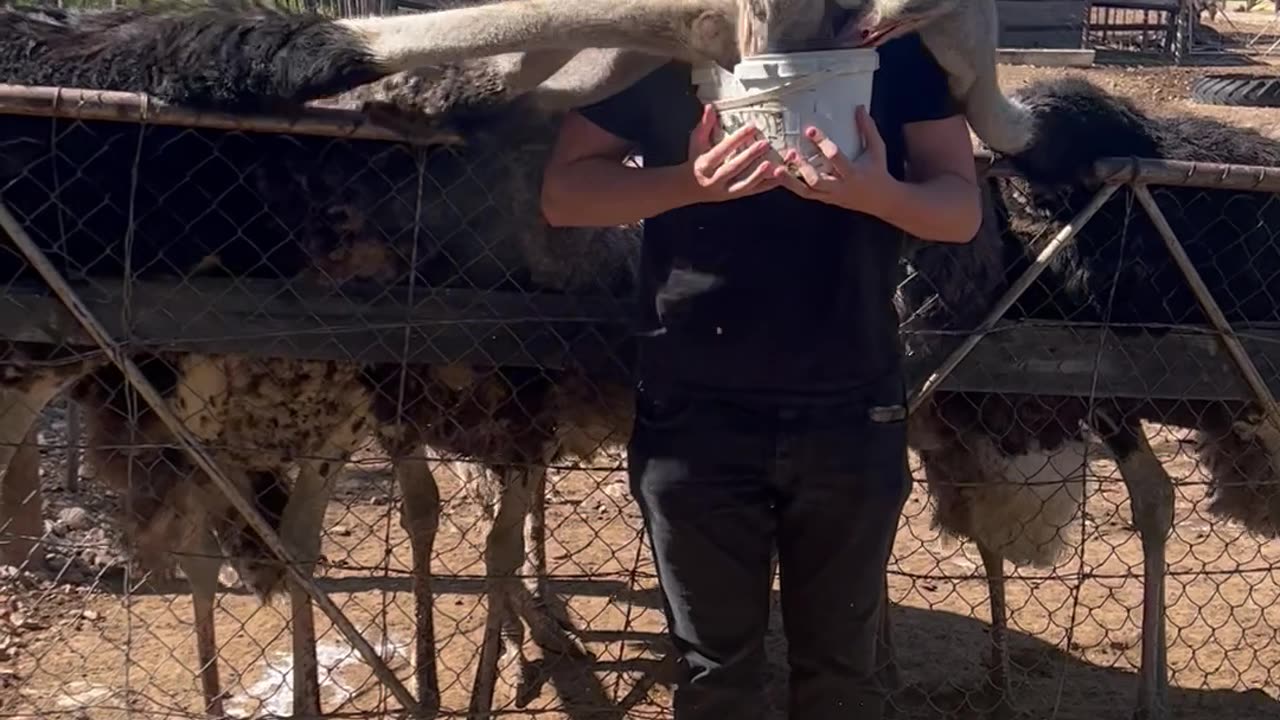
[542,159,701,227]
[872,172,982,244]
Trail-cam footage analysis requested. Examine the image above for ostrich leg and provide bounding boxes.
[219,463,327,718]
[977,542,1013,720]
[1094,411,1172,720]
[0,379,72,489]
[180,522,227,718]
[513,466,585,663]
[0,422,42,567]
[278,449,358,718]
[119,454,232,718]
[266,393,374,718]
[523,469,549,613]
[467,456,552,718]
[2,370,101,566]
[273,460,333,718]
[288,581,322,719]
[393,442,443,715]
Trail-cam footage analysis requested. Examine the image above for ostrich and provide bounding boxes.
[834,0,1034,154]
[1,344,108,567]
[0,2,654,716]
[0,0,1029,714]
[0,0,745,103]
[900,75,1280,720]
[0,0,1038,155]
[0,101,434,714]
[249,61,646,718]
[0,398,41,567]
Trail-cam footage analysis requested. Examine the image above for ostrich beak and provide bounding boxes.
[836,11,920,48]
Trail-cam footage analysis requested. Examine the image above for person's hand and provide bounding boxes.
[684,104,782,202]
[774,105,901,216]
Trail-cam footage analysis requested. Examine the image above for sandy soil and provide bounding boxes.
[6,422,1280,720]
[5,56,1280,720]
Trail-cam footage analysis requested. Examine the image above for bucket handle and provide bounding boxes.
[710,69,840,112]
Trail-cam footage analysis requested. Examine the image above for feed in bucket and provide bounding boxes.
[691,47,879,177]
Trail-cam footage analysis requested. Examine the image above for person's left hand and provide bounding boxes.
[774,105,900,217]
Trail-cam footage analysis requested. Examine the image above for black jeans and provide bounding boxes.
[627,377,912,720]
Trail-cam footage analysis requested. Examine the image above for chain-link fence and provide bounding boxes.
[1,80,1280,720]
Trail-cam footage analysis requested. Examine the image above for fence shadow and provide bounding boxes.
[487,589,1280,720]
[25,540,1280,718]
[819,603,1276,720]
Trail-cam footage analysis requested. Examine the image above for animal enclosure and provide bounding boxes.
[998,0,1092,48]
[1087,0,1187,57]
[2,73,1280,720]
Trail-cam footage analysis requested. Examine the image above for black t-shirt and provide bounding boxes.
[576,34,959,401]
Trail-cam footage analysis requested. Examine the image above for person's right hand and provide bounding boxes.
[684,104,781,202]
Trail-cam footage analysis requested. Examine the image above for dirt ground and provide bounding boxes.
[997,62,1280,139]
[6,46,1280,720]
[7,416,1280,719]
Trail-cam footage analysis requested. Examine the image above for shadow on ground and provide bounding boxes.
[73,569,1280,719]
[518,586,1280,720]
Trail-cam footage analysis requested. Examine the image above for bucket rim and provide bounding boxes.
[736,47,880,77]
[742,46,881,63]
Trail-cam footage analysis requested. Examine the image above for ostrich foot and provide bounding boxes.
[513,584,589,659]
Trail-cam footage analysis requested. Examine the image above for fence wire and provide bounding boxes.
[0,85,1279,720]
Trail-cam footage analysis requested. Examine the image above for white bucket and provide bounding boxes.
[692,48,879,174]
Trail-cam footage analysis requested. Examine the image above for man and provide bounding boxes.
[540,30,981,720]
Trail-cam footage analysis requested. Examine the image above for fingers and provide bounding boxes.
[784,148,828,188]
[795,158,824,187]
[804,125,854,175]
[727,159,779,195]
[780,148,839,194]
[699,122,763,171]
[771,164,817,197]
[688,104,717,155]
[806,126,842,160]
[709,139,772,185]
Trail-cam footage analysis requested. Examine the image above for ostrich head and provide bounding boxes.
[830,0,959,47]
[1004,76,1158,190]
[736,0,871,54]
[245,134,446,292]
